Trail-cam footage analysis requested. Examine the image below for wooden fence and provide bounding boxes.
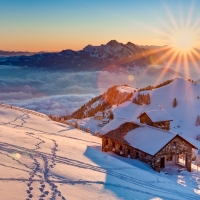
[0,103,50,120]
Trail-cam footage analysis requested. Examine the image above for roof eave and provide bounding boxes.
[152,119,173,123]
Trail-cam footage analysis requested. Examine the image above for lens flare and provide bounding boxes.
[11,152,21,159]
[15,153,21,159]
[128,75,134,81]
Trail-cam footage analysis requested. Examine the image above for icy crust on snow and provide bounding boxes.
[125,125,176,155]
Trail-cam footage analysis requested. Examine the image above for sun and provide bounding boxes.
[118,2,200,85]
[170,29,196,54]
[143,1,200,84]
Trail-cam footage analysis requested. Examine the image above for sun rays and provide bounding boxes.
[118,1,200,86]
[146,1,200,85]
[120,1,200,86]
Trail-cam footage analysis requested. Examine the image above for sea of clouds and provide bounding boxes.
[0,64,187,116]
[0,65,142,116]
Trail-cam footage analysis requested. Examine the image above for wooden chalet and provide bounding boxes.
[102,111,197,172]
[137,109,173,130]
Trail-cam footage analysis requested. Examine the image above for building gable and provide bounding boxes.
[138,110,173,123]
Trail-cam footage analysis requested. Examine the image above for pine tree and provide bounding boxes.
[173,98,177,107]
[147,93,151,104]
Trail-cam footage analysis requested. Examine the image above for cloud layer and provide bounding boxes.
[8,94,94,116]
[0,65,183,116]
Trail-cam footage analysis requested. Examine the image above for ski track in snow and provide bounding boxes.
[0,109,199,199]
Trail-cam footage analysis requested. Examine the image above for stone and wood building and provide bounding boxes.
[137,109,173,131]
[102,110,197,172]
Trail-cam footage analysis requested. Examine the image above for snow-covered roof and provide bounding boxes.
[138,109,173,122]
[124,125,176,155]
[103,119,198,155]
[101,117,129,135]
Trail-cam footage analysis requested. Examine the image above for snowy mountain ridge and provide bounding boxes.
[82,40,148,59]
[0,40,162,70]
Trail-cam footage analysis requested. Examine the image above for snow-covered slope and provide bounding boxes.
[111,78,200,139]
[73,78,200,142]
[1,104,200,199]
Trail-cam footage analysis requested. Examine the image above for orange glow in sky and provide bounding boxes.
[1,1,200,53]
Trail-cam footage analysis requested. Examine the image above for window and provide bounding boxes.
[106,140,108,145]
[120,146,122,151]
[136,152,139,159]
[112,141,115,147]
[128,149,130,155]
[173,141,176,146]
[166,155,173,161]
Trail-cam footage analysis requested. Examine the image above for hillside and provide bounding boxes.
[70,86,133,119]
[0,104,200,199]
[70,78,200,140]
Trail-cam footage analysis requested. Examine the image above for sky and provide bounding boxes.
[0,0,199,52]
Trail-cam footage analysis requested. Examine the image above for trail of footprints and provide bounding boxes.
[0,112,66,199]
[26,133,66,200]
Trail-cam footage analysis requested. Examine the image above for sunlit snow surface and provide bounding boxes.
[0,106,200,199]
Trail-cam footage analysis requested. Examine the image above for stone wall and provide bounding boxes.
[102,135,193,172]
[102,137,154,167]
[154,136,192,172]
[152,121,170,131]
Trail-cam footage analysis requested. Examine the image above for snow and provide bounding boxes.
[101,117,129,134]
[112,78,200,140]
[95,111,103,117]
[143,109,173,122]
[117,85,136,93]
[68,117,102,133]
[124,125,176,155]
[1,105,200,199]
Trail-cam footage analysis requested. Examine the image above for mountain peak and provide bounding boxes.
[126,41,136,46]
[106,40,120,46]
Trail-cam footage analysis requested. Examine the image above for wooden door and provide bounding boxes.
[160,157,165,168]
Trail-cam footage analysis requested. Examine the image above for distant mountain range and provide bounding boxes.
[0,50,38,57]
[0,40,166,71]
